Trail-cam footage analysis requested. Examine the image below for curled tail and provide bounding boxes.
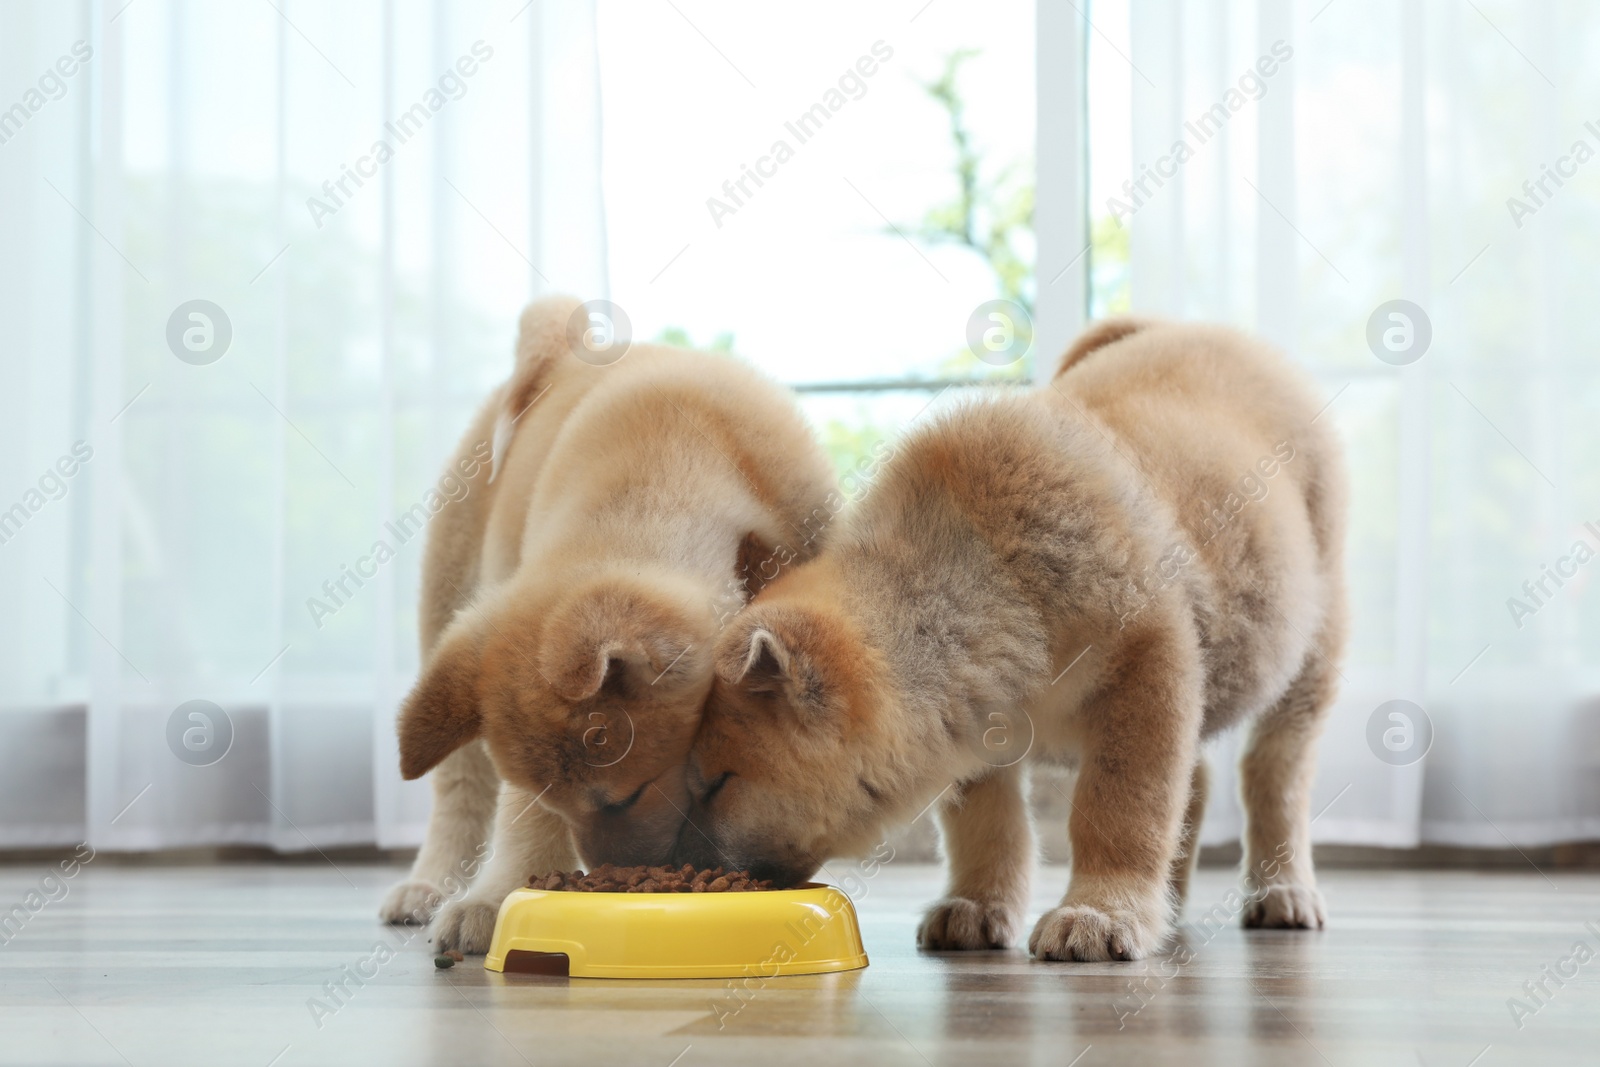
[1052,316,1154,379]
[490,294,583,482]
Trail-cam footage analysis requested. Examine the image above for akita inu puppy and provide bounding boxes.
[381,296,834,954]
[672,318,1346,961]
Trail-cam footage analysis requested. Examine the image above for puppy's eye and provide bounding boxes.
[599,780,649,815]
[699,771,733,806]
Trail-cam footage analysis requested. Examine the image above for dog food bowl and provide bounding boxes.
[483,883,869,979]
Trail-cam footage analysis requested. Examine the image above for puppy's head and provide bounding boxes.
[398,570,714,866]
[669,591,910,886]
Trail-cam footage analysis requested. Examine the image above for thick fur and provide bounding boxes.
[378,296,835,952]
[673,318,1347,962]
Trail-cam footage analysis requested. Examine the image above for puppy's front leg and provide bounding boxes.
[1029,629,1201,962]
[433,782,580,954]
[917,764,1033,950]
[379,741,498,924]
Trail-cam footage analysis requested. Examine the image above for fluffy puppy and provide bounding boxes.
[379,295,835,953]
[673,318,1347,962]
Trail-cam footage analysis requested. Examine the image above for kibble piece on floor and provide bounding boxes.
[433,955,455,969]
[527,864,778,892]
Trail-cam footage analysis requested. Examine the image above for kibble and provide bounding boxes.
[528,863,777,893]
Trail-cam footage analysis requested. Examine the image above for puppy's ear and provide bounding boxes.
[540,577,710,701]
[715,607,833,714]
[545,639,630,703]
[736,530,779,597]
[717,623,790,690]
[398,620,484,780]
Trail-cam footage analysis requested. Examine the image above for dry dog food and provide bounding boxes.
[529,863,777,893]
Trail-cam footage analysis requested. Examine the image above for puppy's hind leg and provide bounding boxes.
[379,740,499,924]
[433,782,581,955]
[1167,759,1208,914]
[918,764,1034,951]
[1239,643,1341,929]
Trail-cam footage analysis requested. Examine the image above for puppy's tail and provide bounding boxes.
[1051,316,1153,379]
[490,294,584,482]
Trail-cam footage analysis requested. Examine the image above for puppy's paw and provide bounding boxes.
[1028,904,1163,962]
[433,896,502,955]
[379,878,444,925]
[1243,883,1326,929]
[917,897,1021,951]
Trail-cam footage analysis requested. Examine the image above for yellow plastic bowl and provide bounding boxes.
[483,882,868,979]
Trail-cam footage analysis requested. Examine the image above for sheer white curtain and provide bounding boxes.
[1100,0,1600,848]
[8,0,1595,858]
[0,0,607,851]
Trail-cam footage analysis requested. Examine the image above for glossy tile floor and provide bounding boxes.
[2,859,1598,1066]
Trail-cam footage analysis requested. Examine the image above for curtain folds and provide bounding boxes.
[4,0,1596,857]
[1111,0,1600,849]
[0,0,607,852]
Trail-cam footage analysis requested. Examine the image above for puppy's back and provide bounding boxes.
[1048,319,1347,730]
[541,345,835,550]
[1051,318,1345,566]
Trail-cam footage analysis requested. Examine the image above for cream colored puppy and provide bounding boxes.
[672,318,1347,962]
[379,295,834,953]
